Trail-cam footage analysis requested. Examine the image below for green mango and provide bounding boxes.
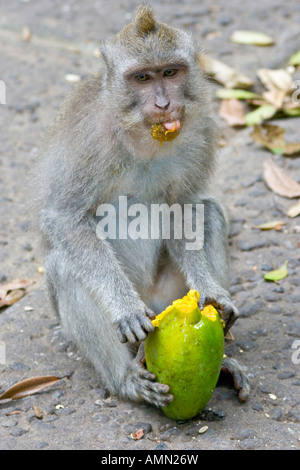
[144,290,225,421]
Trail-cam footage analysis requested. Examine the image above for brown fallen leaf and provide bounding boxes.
[257,68,293,109]
[0,376,62,401]
[251,124,300,156]
[0,279,35,308]
[197,54,253,89]
[219,99,246,126]
[5,410,22,416]
[33,404,43,419]
[130,429,144,440]
[287,199,300,218]
[263,159,300,198]
[253,220,286,230]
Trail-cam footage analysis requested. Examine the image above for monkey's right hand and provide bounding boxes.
[113,304,155,344]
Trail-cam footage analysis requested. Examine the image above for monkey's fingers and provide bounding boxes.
[114,313,154,344]
[198,295,239,334]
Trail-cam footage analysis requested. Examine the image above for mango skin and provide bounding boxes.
[144,291,224,421]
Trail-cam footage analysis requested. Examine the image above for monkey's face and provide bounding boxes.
[122,63,187,133]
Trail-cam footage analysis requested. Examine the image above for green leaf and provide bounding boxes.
[230,31,275,46]
[263,261,288,282]
[282,107,300,117]
[216,89,261,100]
[289,50,300,66]
[245,105,277,126]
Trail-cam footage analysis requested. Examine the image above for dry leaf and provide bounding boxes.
[197,54,253,89]
[130,429,144,440]
[287,199,300,218]
[22,26,32,42]
[0,376,62,401]
[0,279,35,308]
[257,69,293,109]
[33,405,43,419]
[230,31,275,46]
[5,410,22,416]
[263,159,300,198]
[219,99,246,126]
[254,220,286,230]
[250,124,300,156]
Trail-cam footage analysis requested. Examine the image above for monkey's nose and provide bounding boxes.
[155,99,170,110]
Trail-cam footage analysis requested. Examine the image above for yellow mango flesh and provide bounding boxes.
[150,123,180,146]
[144,290,224,420]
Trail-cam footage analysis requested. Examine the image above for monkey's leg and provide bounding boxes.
[167,198,238,333]
[45,250,173,408]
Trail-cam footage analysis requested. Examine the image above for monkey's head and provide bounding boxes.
[101,5,206,144]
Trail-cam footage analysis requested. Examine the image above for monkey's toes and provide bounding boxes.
[221,357,250,402]
[134,367,174,408]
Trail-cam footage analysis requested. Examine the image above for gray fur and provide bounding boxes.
[34,6,248,406]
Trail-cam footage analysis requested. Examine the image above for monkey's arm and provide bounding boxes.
[40,209,154,343]
[167,198,238,333]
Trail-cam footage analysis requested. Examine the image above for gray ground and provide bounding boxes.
[0,0,300,451]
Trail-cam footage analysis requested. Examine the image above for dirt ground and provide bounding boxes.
[0,0,300,451]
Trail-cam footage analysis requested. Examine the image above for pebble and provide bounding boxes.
[238,438,262,450]
[124,422,152,435]
[159,427,180,442]
[287,410,300,422]
[199,409,226,421]
[268,408,283,421]
[249,328,268,340]
[155,443,168,450]
[233,428,256,440]
[277,371,295,380]
[239,301,264,318]
[252,403,264,412]
[10,427,29,437]
[185,423,200,437]
[1,417,18,428]
[237,239,269,251]
[236,337,257,352]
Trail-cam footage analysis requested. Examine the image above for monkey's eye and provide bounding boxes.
[135,73,151,82]
[163,68,178,78]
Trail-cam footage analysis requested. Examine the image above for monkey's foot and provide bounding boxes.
[123,361,174,408]
[221,357,250,402]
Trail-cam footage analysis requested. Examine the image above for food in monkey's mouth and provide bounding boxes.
[144,290,225,420]
[150,120,181,145]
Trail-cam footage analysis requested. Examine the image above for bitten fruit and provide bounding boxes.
[144,290,225,420]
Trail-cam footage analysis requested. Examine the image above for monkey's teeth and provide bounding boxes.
[162,120,181,132]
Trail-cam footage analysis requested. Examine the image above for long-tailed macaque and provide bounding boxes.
[35,6,249,407]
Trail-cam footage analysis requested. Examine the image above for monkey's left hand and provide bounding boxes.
[198,284,239,335]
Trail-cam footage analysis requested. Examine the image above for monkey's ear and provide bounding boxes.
[135,4,156,35]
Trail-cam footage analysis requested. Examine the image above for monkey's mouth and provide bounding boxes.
[150,120,182,145]
[161,120,181,132]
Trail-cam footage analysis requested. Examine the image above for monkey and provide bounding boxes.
[35,5,250,408]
